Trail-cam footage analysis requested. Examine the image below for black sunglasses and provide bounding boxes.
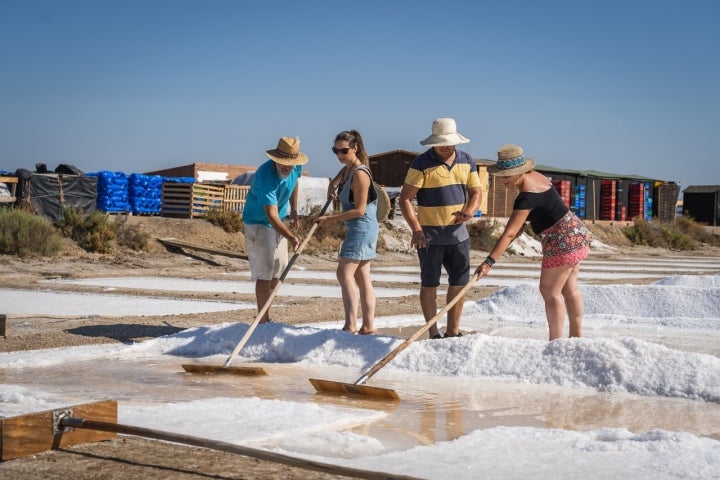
[332,147,351,155]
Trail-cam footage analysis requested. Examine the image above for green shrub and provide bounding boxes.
[204,208,243,233]
[57,207,116,253]
[621,216,719,250]
[622,217,655,246]
[56,205,84,237]
[0,209,63,257]
[467,219,498,252]
[114,215,151,251]
[466,218,521,254]
[675,215,720,246]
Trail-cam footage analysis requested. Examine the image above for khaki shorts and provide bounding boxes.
[244,224,289,281]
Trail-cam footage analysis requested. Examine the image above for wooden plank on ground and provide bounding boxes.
[157,237,248,260]
[1,400,117,461]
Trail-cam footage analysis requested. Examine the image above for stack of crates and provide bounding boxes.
[94,171,130,213]
[128,173,162,215]
[644,182,653,221]
[628,182,645,219]
[615,182,626,221]
[656,182,680,222]
[574,184,586,218]
[552,180,571,207]
[600,180,617,220]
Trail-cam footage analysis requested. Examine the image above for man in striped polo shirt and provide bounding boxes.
[399,118,482,339]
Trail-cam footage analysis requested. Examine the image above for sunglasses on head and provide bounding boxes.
[332,147,351,155]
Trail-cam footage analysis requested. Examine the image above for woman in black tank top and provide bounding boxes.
[475,145,591,341]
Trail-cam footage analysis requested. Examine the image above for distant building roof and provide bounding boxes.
[471,160,663,182]
[683,185,720,194]
[369,148,420,158]
[531,164,663,182]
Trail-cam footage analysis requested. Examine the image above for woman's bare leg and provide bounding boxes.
[562,263,583,337]
[337,258,360,332]
[355,260,376,333]
[539,264,574,340]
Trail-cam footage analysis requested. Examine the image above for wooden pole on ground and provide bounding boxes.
[1,400,420,480]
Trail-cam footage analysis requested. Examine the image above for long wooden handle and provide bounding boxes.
[224,197,333,367]
[60,417,419,480]
[353,273,480,385]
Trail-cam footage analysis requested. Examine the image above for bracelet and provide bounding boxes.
[483,256,496,267]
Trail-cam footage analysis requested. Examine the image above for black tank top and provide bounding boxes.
[513,188,569,233]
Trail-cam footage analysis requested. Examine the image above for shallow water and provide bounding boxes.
[3,343,718,456]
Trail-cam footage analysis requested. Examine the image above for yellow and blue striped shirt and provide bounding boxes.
[404,148,480,243]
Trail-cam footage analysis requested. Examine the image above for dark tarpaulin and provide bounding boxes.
[21,173,98,223]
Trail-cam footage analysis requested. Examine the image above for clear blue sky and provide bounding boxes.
[1,0,718,194]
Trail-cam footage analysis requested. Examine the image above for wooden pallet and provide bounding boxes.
[0,176,18,204]
[161,183,224,218]
[223,185,249,214]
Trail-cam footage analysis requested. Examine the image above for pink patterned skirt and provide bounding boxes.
[537,212,591,269]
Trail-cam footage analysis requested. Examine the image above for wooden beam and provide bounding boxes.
[1,400,420,479]
[157,237,248,260]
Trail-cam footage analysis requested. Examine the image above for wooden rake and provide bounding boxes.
[182,197,334,376]
[310,273,480,400]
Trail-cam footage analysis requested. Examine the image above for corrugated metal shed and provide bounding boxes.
[478,162,678,222]
[682,185,720,226]
[369,149,419,187]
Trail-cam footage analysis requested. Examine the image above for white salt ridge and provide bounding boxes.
[471,283,720,328]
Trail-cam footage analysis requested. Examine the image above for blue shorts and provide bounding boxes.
[339,218,379,261]
[417,239,470,287]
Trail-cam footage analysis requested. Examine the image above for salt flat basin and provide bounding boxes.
[2,349,718,458]
[0,288,253,316]
[40,277,418,297]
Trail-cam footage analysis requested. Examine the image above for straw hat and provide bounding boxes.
[487,144,536,176]
[265,136,308,166]
[419,118,470,147]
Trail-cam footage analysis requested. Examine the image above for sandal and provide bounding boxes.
[444,332,464,338]
[358,329,376,335]
[430,333,444,340]
[341,328,358,334]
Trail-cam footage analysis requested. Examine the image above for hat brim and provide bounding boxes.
[488,158,535,176]
[419,132,471,147]
[266,150,308,166]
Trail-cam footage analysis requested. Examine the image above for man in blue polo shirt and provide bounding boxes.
[399,118,482,339]
[243,136,307,323]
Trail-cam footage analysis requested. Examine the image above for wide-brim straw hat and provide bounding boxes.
[266,136,308,166]
[419,117,470,147]
[488,144,536,176]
